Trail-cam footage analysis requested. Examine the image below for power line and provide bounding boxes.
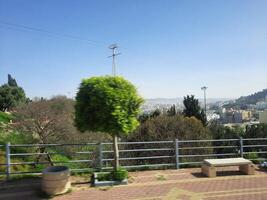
[0,20,107,46]
[107,44,121,76]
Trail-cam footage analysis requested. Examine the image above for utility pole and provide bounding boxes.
[108,44,121,76]
[201,86,208,115]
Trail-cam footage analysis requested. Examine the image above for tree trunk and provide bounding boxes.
[113,134,119,170]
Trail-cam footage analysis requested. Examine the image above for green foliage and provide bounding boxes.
[138,109,161,123]
[0,130,33,146]
[96,172,113,181]
[0,112,13,123]
[183,95,207,126]
[96,168,128,181]
[209,121,245,139]
[245,123,267,138]
[75,76,143,136]
[50,153,77,169]
[167,105,176,116]
[8,74,18,87]
[244,152,260,164]
[112,167,128,181]
[156,174,166,181]
[131,115,211,141]
[0,150,31,173]
[0,84,26,112]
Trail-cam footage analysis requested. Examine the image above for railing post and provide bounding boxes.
[239,137,243,157]
[98,142,103,171]
[5,142,11,180]
[174,138,179,169]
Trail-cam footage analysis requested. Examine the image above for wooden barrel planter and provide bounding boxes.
[42,166,71,195]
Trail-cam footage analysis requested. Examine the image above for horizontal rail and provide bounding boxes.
[7,159,93,165]
[179,146,238,150]
[118,148,173,153]
[243,138,267,141]
[179,161,202,165]
[243,145,267,148]
[119,141,173,145]
[10,151,94,156]
[103,155,174,162]
[0,168,96,175]
[179,139,239,143]
[120,155,173,161]
[102,141,173,145]
[10,143,98,147]
[117,163,176,169]
[179,153,237,158]
[103,148,173,153]
[243,151,267,154]
[10,152,57,156]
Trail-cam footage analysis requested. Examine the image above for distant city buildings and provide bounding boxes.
[220,110,252,124]
[259,111,267,124]
[141,97,266,126]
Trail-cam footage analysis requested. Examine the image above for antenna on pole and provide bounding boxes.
[201,86,208,115]
[108,44,121,76]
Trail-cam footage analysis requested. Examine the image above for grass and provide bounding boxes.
[156,174,167,181]
[0,112,12,123]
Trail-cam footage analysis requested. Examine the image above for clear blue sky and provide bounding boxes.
[0,0,266,99]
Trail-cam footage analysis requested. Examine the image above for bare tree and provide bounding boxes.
[13,96,77,165]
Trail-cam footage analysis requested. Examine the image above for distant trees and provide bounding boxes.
[139,109,162,123]
[183,95,207,126]
[0,74,26,111]
[75,76,143,170]
[129,115,210,141]
[8,74,18,87]
[167,104,177,116]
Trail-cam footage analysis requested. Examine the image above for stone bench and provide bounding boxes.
[201,158,255,178]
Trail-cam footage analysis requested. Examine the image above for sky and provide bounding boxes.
[0,0,266,99]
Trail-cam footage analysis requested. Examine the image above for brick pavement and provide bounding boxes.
[1,167,266,200]
[54,167,267,200]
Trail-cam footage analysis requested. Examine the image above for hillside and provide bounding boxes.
[235,89,267,105]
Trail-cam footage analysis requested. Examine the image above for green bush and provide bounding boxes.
[96,172,113,181]
[0,150,31,173]
[95,168,128,182]
[112,167,128,181]
[244,152,260,164]
[0,112,13,123]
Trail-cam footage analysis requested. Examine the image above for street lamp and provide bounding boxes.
[201,86,208,115]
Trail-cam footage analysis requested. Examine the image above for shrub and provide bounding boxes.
[95,168,128,182]
[0,112,13,123]
[244,152,260,164]
[0,150,31,173]
[96,173,113,181]
[112,167,128,181]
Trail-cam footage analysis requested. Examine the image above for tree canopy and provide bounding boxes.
[0,84,26,112]
[183,95,207,125]
[75,76,143,136]
[8,74,18,87]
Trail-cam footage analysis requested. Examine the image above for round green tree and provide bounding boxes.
[75,76,143,170]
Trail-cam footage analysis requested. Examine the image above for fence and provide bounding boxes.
[0,137,267,180]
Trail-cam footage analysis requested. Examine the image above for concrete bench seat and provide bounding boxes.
[201,158,255,177]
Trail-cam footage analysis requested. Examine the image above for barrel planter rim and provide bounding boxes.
[42,166,69,174]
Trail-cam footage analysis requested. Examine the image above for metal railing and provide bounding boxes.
[0,137,266,180]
